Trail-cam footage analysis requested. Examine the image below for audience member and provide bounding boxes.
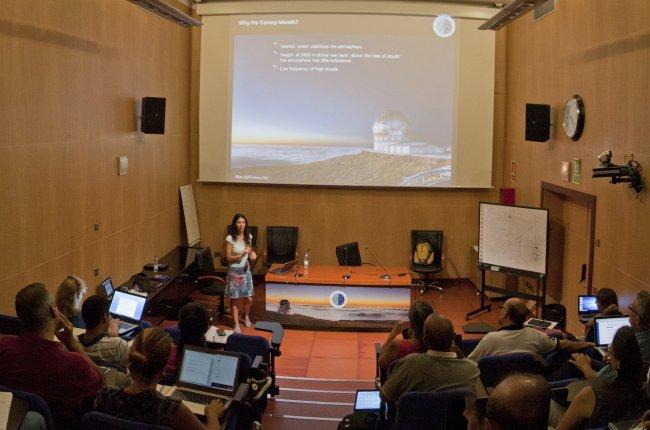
[584,288,621,343]
[55,275,87,328]
[465,373,551,430]
[378,300,434,370]
[78,295,129,371]
[552,326,649,429]
[468,298,594,362]
[94,327,225,429]
[165,301,210,374]
[0,283,103,428]
[381,315,479,402]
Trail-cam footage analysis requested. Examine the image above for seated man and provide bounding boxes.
[78,295,130,372]
[468,298,594,362]
[584,288,622,343]
[381,315,479,402]
[465,373,551,430]
[0,283,103,428]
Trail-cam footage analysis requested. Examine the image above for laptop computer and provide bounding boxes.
[524,318,557,330]
[108,290,147,335]
[594,315,631,357]
[578,295,599,323]
[100,277,115,299]
[354,390,381,413]
[269,259,297,275]
[170,346,241,406]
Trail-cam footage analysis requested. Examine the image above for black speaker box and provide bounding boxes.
[141,97,166,134]
[525,103,551,142]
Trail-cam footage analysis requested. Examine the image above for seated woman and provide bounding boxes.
[553,326,649,430]
[94,327,225,430]
[56,275,87,328]
[165,301,210,374]
[378,300,434,370]
[584,288,621,343]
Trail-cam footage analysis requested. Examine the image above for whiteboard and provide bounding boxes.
[180,185,201,246]
[478,203,548,276]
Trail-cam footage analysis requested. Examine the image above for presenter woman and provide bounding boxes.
[225,213,256,333]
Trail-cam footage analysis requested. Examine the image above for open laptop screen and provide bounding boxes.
[595,315,630,346]
[178,347,240,396]
[101,277,114,297]
[578,295,598,313]
[109,291,146,321]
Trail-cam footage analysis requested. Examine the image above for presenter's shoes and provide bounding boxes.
[244,315,253,328]
[248,376,272,401]
[234,323,241,333]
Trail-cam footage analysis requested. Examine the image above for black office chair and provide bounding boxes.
[220,225,258,267]
[336,242,362,266]
[195,247,227,315]
[410,230,443,294]
[264,226,298,268]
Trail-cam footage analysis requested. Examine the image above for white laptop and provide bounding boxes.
[169,346,241,407]
[594,315,631,357]
[108,290,147,335]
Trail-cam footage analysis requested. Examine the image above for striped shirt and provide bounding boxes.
[78,333,129,371]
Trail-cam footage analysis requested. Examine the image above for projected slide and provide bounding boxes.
[199,12,495,187]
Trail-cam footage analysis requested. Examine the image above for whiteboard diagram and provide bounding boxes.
[478,203,548,276]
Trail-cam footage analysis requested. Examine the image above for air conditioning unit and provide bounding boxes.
[479,0,550,31]
[127,0,202,27]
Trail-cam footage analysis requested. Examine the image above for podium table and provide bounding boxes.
[264,264,412,331]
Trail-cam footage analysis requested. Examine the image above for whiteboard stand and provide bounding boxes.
[466,202,549,321]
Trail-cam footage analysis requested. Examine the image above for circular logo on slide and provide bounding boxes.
[433,14,456,38]
[329,291,348,308]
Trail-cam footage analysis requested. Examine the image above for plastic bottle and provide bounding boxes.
[303,250,309,271]
[153,256,159,272]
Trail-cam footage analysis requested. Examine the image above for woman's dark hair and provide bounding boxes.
[596,288,618,309]
[408,300,435,352]
[178,302,209,353]
[127,328,172,382]
[230,213,251,246]
[610,326,644,388]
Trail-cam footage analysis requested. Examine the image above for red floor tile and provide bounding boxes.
[306,358,359,379]
[358,358,378,380]
[311,339,358,359]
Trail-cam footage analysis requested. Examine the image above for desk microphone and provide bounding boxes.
[364,246,391,280]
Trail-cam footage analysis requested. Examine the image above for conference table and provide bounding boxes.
[264,264,412,331]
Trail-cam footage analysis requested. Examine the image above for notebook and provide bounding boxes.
[108,290,147,335]
[578,295,599,323]
[594,315,631,357]
[524,318,557,330]
[354,390,381,413]
[170,346,241,407]
[269,260,297,275]
[100,277,115,299]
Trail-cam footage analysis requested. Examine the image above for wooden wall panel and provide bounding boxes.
[0,0,191,315]
[503,0,650,315]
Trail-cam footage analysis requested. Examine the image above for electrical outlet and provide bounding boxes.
[572,158,581,184]
[93,268,99,276]
[94,223,100,231]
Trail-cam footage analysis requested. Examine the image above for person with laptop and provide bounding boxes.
[224,213,257,333]
[550,326,649,430]
[94,327,227,429]
[78,295,129,372]
[584,288,622,343]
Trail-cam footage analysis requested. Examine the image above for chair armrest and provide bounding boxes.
[234,383,249,401]
[254,321,284,350]
[252,355,264,369]
[197,275,225,283]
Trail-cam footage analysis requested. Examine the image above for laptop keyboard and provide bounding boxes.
[119,322,137,333]
[171,390,221,405]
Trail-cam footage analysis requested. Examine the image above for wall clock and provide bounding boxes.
[563,95,585,141]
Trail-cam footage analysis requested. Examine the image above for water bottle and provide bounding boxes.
[153,256,159,272]
[303,250,310,271]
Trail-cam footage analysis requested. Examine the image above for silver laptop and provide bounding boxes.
[594,315,630,357]
[270,259,297,275]
[578,295,599,323]
[108,290,147,335]
[170,346,241,406]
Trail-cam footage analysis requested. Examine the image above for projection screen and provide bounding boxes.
[198,2,496,188]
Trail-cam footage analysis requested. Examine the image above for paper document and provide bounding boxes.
[0,391,13,430]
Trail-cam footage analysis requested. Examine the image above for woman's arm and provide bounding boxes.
[172,400,225,430]
[555,386,596,430]
[378,320,409,369]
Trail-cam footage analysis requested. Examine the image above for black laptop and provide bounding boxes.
[578,295,599,323]
[100,277,115,299]
[269,260,297,275]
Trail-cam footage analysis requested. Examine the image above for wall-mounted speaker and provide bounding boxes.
[525,103,551,142]
[140,97,166,134]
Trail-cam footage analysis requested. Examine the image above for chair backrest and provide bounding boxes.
[195,247,215,276]
[335,242,362,266]
[477,353,546,388]
[163,325,181,345]
[395,389,472,430]
[266,226,298,266]
[82,411,172,430]
[226,225,258,248]
[410,230,443,271]
[226,333,270,364]
[0,385,56,430]
[0,314,24,335]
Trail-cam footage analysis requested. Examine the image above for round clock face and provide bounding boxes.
[563,95,585,141]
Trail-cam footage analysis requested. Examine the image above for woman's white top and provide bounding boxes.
[226,233,252,269]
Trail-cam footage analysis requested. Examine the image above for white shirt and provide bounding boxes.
[226,234,252,269]
[468,326,558,361]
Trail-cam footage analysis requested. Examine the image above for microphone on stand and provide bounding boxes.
[364,246,391,280]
